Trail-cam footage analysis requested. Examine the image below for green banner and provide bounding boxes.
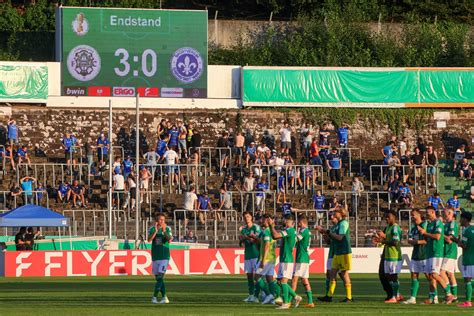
[0,65,48,99]
[58,7,208,98]
[243,68,474,106]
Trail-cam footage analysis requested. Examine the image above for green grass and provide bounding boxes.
[0,274,471,315]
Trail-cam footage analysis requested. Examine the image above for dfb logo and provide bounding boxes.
[113,87,136,97]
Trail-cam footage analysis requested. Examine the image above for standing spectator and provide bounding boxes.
[446,193,461,216]
[197,191,213,224]
[191,129,201,150]
[279,121,293,155]
[168,124,179,152]
[217,187,233,220]
[62,132,77,167]
[222,174,236,192]
[255,177,269,214]
[36,182,46,206]
[124,172,137,212]
[163,146,179,186]
[155,135,169,162]
[425,146,438,189]
[387,175,400,204]
[400,149,414,184]
[245,142,257,168]
[351,176,364,215]
[17,145,31,166]
[416,137,427,154]
[381,141,395,166]
[57,181,70,204]
[234,131,245,167]
[337,123,349,148]
[276,167,286,203]
[453,144,466,171]
[411,147,425,192]
[2,144,15,170]
[300,122,314,158]
[459,158,472,180]
[69,179,87,209]
[122,155,134,180]
[186,121,194,149]
[177,120,188,160]
[328,196,341,212]
[20,176,36,205]
[139,165,152,203]
[261,130,275,151]
[97,133,110,167]
[157,118,169,140]
[398,137,408,157]
[84,137,95,174]
[242,171,255,212]
[318,124,331,160]
[7,118,18,148]
[399,182,413,207]
[112,170,125,209]
[216,131,230,174]
[144,146,158,177]
[312,190,326,224]
[326,147,342,190]
[184,185,198,211]
[15,227,26,251]
[387,153,401,179]
[309,138,322,166]
[24,227,36,251]
[9,182,22,209]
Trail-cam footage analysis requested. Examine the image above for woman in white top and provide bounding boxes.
[125,172,137,212]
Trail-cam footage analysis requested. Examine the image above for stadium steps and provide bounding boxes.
[438,159,472,210]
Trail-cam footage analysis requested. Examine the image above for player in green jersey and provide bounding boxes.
[239,211,261,303]
[317,207,353,303]
[317,212,339,302]
[373,210,403,303]
[403,208,429,304]
[254,214,280,305]
[148,213,173,304]
[452,211,473,308]
[440,208,459,302]
[418,206,454,304]
[269,214,303,309]
[291,215,314,308]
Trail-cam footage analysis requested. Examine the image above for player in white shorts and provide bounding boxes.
[440,208,459,301]
[239,212,261,303]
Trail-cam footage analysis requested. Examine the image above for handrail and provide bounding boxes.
[191,147,233,175]
[369,164,438,194]
[149,163,207,194]
[336,147,362,176]
[226,190,277,218]
[16,163,91,188]
[324,190,390,219]
[62,209,127,238]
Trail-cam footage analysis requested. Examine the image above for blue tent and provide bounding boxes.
[0,205,69,227]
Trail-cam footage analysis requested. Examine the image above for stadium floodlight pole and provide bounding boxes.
[135,94,140,243]
[108,99,113,239]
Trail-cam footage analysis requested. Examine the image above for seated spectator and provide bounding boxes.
[446,193,461,216]
[387,175,400,204]
[245,142,257,168]
[36,182,46,206]
[2,144,15,169]
[398,182,413,207]
[183,230,197,243]
[453,144,466,170]
[428,192,444,215]
[20,176,36,205]
[221,174,236,191]
[255,177,269,215]
[17,144,31,166]
[68,179,87,209]
[459,158,472,180]
[15,227,27,251]
[9,182,22,208]
[57,181,70,204]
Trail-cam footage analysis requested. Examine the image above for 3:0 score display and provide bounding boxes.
[114,48,157,77]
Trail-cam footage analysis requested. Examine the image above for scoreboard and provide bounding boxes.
[56,7,208,98]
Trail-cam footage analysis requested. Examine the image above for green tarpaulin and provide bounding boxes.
[0,64,48,100]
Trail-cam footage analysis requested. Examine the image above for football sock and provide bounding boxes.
[389,281,398,298]
[328,280,336,297]
[434,288,438,298]
[428,292,434,301]
[271,281,280,297]
[325,279,330,295]
[345,283,352,300]
[154,275,163,297]
[410,279,420,298]
[443,285,451,295]
[247,278,255,296]
[254,279,261,298]
[466,281,472,302]
[160,280,166,297]
[451,284,458,297]
[287,285,297,298]
[282,283,290,303]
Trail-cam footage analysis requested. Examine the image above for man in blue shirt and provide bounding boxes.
[155,135,169,162]
[7,118,18,147]
[20,176,36,205]
[122,156,134,179]
[17,145,31,166]
[62,132,78,167]
[197,191,213,224]
[446,193,461,216]
[337,124,349,148]
[381,141,395,165]
[399,183,413,207]
[255,177,269,213]
[57,181,70,204]
[97,133,110,166]
[312,190,326,209]
[168,125,179,149]
[428,192,444,215]
[326,147,342,190]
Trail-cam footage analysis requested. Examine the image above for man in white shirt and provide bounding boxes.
[113,171,125,209]
[242,171,256,212]
[163,146,179,186]
[279,121,293,154]
[183,185,198,232]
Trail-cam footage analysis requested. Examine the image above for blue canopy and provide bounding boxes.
[0,205,69,227]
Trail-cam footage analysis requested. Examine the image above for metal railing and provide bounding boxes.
[191,147,233,175]
[150,163,207,193]
[62,209,127,238]
[0,190,49,210]
[369,164,438,194]
[227,190,278,218]
[337,147,362,176]
[251,164,324,194]
[16,163,91,188]
[294,209,331,247]
[326,191,391,219]
[0,145,5,172]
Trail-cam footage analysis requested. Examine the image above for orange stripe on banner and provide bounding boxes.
[405,67,474,71]
[405,103,474,108]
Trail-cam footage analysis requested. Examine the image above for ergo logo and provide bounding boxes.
[113,87,135,96]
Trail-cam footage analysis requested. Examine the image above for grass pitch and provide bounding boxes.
[0,274,471,315]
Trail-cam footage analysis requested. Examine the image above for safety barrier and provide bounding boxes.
[369,164,438,194]
[192,147,233,175]
[0,190,49,211]
[16,163,91,188]
[62,209,128,238]
[337,147,362,176]
[149,163,207,193]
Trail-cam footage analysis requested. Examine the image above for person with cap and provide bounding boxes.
[245,141,257,168]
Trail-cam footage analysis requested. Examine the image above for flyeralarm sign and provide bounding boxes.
[3,249,325,277]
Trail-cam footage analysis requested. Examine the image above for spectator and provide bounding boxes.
[24,227,36,251]
[191,129,201,149]
[303,159,316,190]
[183,185,198,211]
[157,118,169,139]
[163,146,179,186]
[279,121,293,154]
[255,177,269,214]
[144,146,158,177]
[326,147,342,190]
[351,176,364,215]
[261,130,275,151]
[15,227,27,251]
[217,187,233,220]
[244,128,254,148]
[155,134,169,162]
[68,179,87,209]
[97,133,110,167]
[234,131,245,166]
[411,147,425,192]
[17,144,31,166]
[425,146,438,188]
[459,158,472,180]
[216,131,230,174]
[62,132,78,167]
[280,198,297,217]
[20,176,36,205]
[9,182,22,209]
[427,191,444,214]
[300,122,314,158]
[186,121,194,149]
[337,123,349,148]
[7,118,18,148]
[197,191,213,224]
[398,182,413,207]
[57,181,70,204]
[168,124,179,151]
[312,190,326,224]
[398,137,407,157]
[387,152,401,178]
[245,142,257,168]
[36,182,46,206]
[446,193,461,216]
[222,174,236,192]
[177,120,188,160]
[242,171,255,212]
[84,137,95,174]
[112,170,125,209]
[453,144,466,170]
[400,149,413,184]
[124,172,137,212]
[122,155,134,179]
[139,165,152,203]
[381,141,395,166]
[318,123,331,160]
[2,144,15,169]
[328,196,341,212]
[387,175,400,204]
[183,230,197,243]
[416,137,427,154]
